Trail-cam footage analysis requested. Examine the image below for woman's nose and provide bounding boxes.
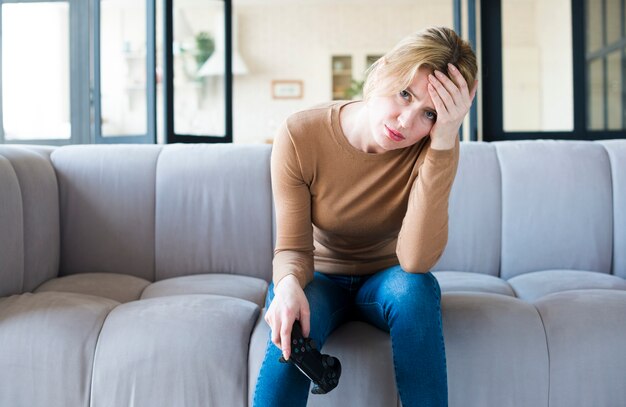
[398,109,417,129]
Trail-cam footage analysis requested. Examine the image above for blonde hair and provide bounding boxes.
[363,26,478,99]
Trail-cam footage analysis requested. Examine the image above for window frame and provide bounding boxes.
[481,0,626,141]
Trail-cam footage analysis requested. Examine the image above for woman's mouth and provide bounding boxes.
[385,125,405,142]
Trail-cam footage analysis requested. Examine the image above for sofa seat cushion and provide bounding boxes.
[140,273,268,307]
[249,292,548,407]
[91,294,259,407]
[0,292,118,407]
[442,292,549,407]
[34,272,151,303]
[508,270,626,301]
[534,289,626,407]
[249,317,400,407]
[433,271,516,297]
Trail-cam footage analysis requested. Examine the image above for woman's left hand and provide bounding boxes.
[427,63,478,150]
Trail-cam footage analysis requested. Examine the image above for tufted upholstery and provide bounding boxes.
[0,140,625,407]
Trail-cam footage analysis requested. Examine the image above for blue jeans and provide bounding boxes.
[252,265,448,407]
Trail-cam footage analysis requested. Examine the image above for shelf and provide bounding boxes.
[332,70,352,76]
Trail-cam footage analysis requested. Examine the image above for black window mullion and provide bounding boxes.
[468,0,478,141]
[574,0,587,135]
[163,0,173,144]
[479,0,503,142]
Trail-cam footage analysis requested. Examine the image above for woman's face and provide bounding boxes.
[365,66,437,153]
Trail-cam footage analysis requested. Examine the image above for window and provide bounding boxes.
[481,0,626,141]
[1,2,71,141]
[165,0,232,143]
[586,0,626,131]
[99,0,148,137]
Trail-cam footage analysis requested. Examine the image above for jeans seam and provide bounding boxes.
[430,274,448,395]
[252,337,276,407]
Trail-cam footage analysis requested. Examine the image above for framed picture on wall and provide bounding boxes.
[271,80,303,99]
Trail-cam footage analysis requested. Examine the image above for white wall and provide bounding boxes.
[232,2,453,144]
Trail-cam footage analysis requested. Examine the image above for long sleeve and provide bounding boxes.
[396,138,460,273]
[270,122,315,289]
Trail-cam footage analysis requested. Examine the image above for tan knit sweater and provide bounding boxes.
[271,101,459,288]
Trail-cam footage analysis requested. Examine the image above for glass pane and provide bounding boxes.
[2,3,70,140]
[586,0,603,53]
[232,0,453,144]
[588,58,605,130]
[173,0,225,136]
[606,0,621,45]
[100,0,147,136]
[607,51,622,130]
[502,0,573,132]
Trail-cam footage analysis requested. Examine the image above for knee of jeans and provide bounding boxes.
[387,269,441,306]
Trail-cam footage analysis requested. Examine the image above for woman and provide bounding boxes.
[254,26,478,407]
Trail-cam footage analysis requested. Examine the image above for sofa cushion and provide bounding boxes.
[599,140,626,278]
[0,146,59,293]
[249,317,400,407]
[496,141,613,279]
[433,271,516,297]
[508,270,626,301]
[140,273,268,307]
[442,292,549,407]
[534,289,626,407]
[433,142,502,276]
[154,144,273,283]
[0,292,118,407]
[51,145,162,281]
[250,292,549,407]
[35,272,151,303]
[0,154,23,297]
[91,294,259,407]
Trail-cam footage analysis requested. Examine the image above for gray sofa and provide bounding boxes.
[0,140,625,407]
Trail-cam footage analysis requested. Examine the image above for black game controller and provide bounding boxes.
[278,321,342,394]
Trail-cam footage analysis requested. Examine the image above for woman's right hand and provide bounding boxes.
[264,274,311,361]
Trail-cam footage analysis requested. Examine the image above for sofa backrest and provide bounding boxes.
[153,144,273,282]
[0,147,59,296]
[495,141,613,279]
[2,140,623,294]
[50,144,274,283]
[433,143,502,276]
[599,140,626,279]
[52,145,162,281]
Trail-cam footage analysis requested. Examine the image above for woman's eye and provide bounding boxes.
[399,90,411,100]
[425,111,437,121]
